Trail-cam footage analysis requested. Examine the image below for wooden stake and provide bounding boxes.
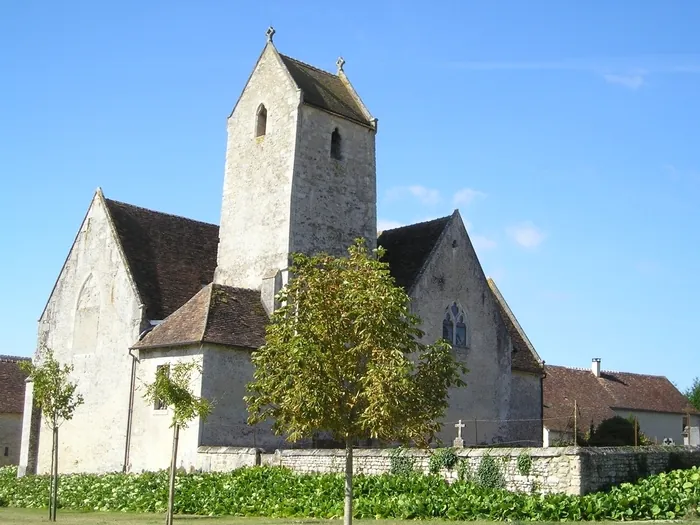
[573,400,578,446]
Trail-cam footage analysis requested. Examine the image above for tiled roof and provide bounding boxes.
[543,365,699,433]
[279,54,372,126]
[377,216,451,290]
[133,284,267,350]
[104,199,219,321]
[0,355,30,413]
[487,279,543,374]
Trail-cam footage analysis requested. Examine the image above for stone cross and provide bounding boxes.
[266,26,276,43]
[336,56,345,73]
[453,419,465,449]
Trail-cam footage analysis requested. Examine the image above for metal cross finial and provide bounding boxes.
[455,419,466,439]
[266,26,276,43]
[336,56,345,72]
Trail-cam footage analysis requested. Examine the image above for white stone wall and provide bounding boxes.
[614,409,699,446]
[409,213,512,445]
[215,44,300,289]
[196,446,259,472]
[199,346,287,451]
[0,413,23,466]
[128,346,205,473]
[28,192,143,474]
[509,371,543,446]
[289,104,377,257]
[198,446,700,496]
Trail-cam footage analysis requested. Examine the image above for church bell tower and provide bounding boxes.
[214,28,378,311]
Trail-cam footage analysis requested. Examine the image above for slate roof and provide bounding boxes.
[377,216,451,290]
[0,355,30,414]
[487,279,543,374]
[543,365,699,433]
[133,284,267,350]
[279,54,372,127]
[104,199,219,321]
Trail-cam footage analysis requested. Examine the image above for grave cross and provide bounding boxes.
[455,419,466,439]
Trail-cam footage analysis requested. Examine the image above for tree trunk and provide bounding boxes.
[344,438,353,525]
[51,425,59,522]
[166,424,179,525]
[48,425,55,521]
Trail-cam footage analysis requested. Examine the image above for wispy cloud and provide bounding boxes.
[446,54,700,89]
[408,185,440,205]
[386,185,441,206]
[453,188,486,206]
[472,235,497,252]
[507,222,546,249]
[377,219,403,232]
[603,71,646,89]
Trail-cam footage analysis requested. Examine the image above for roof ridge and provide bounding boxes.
[279,53,337,77]
[105,198,217,228]
[0,354,31,362]
[381,215,451,234]
[548,364,670,379]
[200,283,215,342]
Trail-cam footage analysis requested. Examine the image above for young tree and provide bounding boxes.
[246,239,467,525]
[686,377,700,411]
[20,347,84,522]
[142,360,212,525]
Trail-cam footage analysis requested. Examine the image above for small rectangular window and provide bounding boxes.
[683,415,689,432]
[3,447,8,457]
[154,365,170,410]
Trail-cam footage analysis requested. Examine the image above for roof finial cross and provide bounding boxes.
[266,26,276,43]
[336,56,345,73]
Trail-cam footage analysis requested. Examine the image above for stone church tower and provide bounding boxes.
[215,28,378,310]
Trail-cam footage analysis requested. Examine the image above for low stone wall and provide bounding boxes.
[197,445,700,495]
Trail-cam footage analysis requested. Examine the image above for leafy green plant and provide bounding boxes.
[2,464,700,522]
[428,448,459,474]
[456,459,473,482]
[476,454,505,489]
[389,447,415,476]
[517,451,532,476]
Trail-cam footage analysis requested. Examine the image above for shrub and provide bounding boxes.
[388,447,415,476]
[588,416,648,447]
[1,464,699,521]
[428,448,458,474]
[517,451,532,476]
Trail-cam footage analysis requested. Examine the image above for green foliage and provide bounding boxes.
[476,454,505,489]
[245,239,468,446]
[686,377,700,411]
[428,448,459,474]
[517,451,532,476]
[141,360,212,429]
[587,416,646,447]
[20,348,84,428]
[456,459,473,482]
[389,448,415,476]
[2,465,700,521]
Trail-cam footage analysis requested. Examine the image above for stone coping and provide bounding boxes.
[198,446,260,454]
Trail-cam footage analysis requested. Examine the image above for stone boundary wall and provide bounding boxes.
[196,445,700,495]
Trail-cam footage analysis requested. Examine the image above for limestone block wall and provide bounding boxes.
[0,413,23,466]
[196,445,700,496]
[409,213,512,445]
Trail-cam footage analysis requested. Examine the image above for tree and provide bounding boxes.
[586,416,649,447]
[141,360,212,525]
[246,239,467,525]
[685,377,700,411]
[20,347,84,522]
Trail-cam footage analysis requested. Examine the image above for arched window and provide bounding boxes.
[442,302,469,348]
[256,104,267,137]
[330,128,341,159]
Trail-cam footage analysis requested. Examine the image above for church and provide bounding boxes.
[18,30,544,475]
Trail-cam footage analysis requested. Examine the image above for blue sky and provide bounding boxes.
[2,2,699,391]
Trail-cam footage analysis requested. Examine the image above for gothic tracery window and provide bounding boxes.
[442,302,469,348]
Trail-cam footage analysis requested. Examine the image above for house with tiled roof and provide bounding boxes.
[19,29,543,475]
[543,358,700,447]
[0,355,29,466]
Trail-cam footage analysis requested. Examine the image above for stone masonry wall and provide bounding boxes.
[197,446,700,496]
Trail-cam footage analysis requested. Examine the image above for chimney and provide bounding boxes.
[592,358,601,378]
